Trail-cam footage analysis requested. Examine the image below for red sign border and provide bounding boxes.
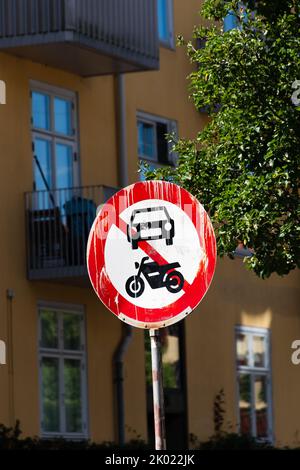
[87,181,216,329]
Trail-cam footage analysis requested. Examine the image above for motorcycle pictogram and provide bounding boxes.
[125,256,184,298]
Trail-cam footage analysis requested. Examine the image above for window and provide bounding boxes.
[235,326,273,441]
[31,82,79,209]
[144,323,188,448]
[39,304,88,438]
[157,0,174,47]
[145,324,183,390]
[137,112,177,180]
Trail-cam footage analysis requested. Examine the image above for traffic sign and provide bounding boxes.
[87,181,216,329]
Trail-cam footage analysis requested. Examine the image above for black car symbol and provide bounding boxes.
[127,206,175,250]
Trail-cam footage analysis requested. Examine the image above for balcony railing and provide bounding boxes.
[0,0,159,76]
[25,185,118,283]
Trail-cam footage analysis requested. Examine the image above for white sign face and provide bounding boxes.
[104,199,206,309]
[87,181,216,329]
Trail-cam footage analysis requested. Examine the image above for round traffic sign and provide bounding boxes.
[87,181,216,329]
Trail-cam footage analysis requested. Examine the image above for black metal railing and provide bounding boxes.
[25,185,118,281]
[0,0,159,75]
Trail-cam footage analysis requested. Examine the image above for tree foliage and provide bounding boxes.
[147,0,300,278]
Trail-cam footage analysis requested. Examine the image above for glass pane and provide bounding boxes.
[41,357,60,432]
[236,333,249,366]
[255,376,268,438]
[138,121,156,160]
[54,97,72,135]
[64,359,82,433]
[34,138,52,192]
[253,336,266,368]
[239,374,252,434]
[55,143,73,190]
[40,310,58,349]
[162,325,181,389]
[157,0,169,42]
[63,313,81,351]
[32,92,50,130]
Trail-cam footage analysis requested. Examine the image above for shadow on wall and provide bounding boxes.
[215,257,299,320]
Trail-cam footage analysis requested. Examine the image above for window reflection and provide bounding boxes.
[41,357,60,432]
[41,310,58,349]
[64,359,82,433]
[239,374,251,434]
[255,376,268,438]
[161,325,181,389]
[138,121,156,160]
[34,138,52,192]
[63,313,81,351]
[144,324,182,389]
[54,97,72,136]
[253,336,265,368]
[236,328,271,440]
[32,92,50,130]
[236,333,249,366]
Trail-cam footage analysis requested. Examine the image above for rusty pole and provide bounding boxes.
[149,328,166,450]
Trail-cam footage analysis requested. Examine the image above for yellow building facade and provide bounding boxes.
[0,0,299,449]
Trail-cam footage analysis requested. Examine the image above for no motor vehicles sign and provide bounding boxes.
[87,181,216,329]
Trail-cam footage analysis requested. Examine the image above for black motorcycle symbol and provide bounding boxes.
[125,256,184,298]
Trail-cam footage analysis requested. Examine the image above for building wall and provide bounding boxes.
[0,0,299,448]
[186,258,300,447]
[0,51,146,441]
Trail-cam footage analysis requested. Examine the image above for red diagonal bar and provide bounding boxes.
[115,215,191,291]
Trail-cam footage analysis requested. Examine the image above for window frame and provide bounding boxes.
[235,326,273,442]
[38,302,88,440]
[157,0,175,49]
[137,111,178,175]
[30,81,80,193]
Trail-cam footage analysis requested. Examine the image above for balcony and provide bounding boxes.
[0,0,159,76]
[25,185,118,285]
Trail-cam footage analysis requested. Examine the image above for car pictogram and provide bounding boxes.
[127,206,175,250]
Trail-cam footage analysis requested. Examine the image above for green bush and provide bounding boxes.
[195,432,274,450]
[0,421,149,450]
[2,420,300,450]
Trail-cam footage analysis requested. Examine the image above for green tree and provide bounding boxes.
[147,0,300,278]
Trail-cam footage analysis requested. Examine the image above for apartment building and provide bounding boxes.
[0,0,299,449]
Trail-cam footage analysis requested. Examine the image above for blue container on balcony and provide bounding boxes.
[64,196,96,265]
[64,196,96,236]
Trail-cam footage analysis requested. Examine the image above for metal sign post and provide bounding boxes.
[149,329,166,450]
[87,181,217,450]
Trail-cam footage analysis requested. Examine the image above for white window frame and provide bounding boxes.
[30,81,80,193]
[137,111,178,169]
[157,0,175,49]
[38,301,88,440]
[235,325,273,442]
